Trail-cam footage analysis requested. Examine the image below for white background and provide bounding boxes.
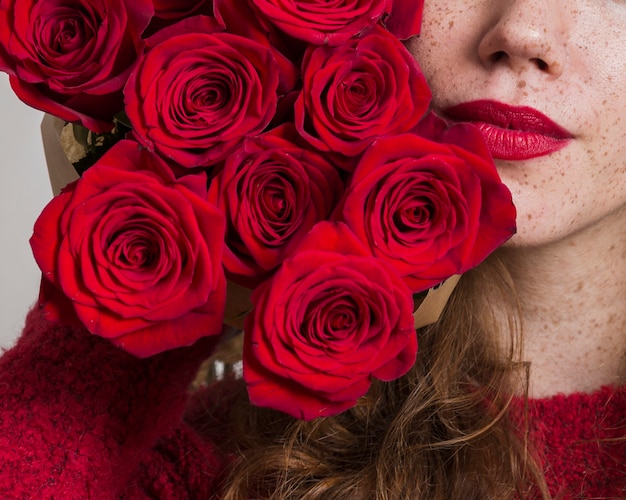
[0,73,51,349]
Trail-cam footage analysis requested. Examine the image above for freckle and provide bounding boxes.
[449,20,454,28]
[517,80,526,88]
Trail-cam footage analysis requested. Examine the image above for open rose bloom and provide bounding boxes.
[3,0,516,419]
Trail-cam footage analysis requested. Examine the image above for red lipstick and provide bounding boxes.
[444,100,573,160]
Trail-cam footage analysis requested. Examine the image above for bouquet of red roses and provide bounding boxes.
[0,0,516,420]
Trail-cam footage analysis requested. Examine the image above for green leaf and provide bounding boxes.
[72,123,91,148]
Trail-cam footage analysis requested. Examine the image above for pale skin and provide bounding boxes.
[408,0,626,397]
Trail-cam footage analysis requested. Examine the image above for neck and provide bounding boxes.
[498,211,626,398]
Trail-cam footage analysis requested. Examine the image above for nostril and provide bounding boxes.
[531,58,549,71]
[490,51,507,64]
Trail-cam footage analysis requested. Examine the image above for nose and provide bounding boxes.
[477,0,568,78]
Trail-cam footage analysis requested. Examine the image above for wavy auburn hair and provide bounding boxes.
[208,255,550,499]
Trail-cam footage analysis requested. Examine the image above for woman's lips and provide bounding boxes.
[443,100,573,161]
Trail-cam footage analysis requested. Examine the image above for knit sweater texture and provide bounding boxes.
[0,308,624,498]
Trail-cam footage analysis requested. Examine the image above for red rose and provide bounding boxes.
[146,0,214,35]
[0,0,152,132]
[214,0,306,69]
[249,0,389,45]
[125,15,293,169]
[243,222,416,420]
[152,0,212,19]
[30,140,227,357]
[333,126,517,292]
[383,0,425,40]
[294,25,431,163]
[208,125,343,287]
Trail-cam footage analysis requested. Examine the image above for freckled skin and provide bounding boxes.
[407,1,626,396]
[407,0,626,247]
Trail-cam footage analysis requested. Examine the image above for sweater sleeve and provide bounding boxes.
[0,306,221,499]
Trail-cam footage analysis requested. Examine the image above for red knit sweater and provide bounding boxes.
[1,308,624,498]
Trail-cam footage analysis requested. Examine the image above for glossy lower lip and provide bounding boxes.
[444,100,573,161]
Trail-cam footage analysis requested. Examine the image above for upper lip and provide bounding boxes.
[443,100,573,139]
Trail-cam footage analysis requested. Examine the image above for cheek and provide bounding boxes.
[498,144,626,249]
[497,169,579,247]
[406,8,480,106]
[592,141,626,222]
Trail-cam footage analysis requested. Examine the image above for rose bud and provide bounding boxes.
[125,15,296,169]
[243,222,416,420]
[30,140,227,357]
[208,124,344,287]
[247,0,388,45]
[0,0,152,132]
[294,25,431,168]
[333,128,516,293]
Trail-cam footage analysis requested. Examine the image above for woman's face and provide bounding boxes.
[407,0,626,247]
